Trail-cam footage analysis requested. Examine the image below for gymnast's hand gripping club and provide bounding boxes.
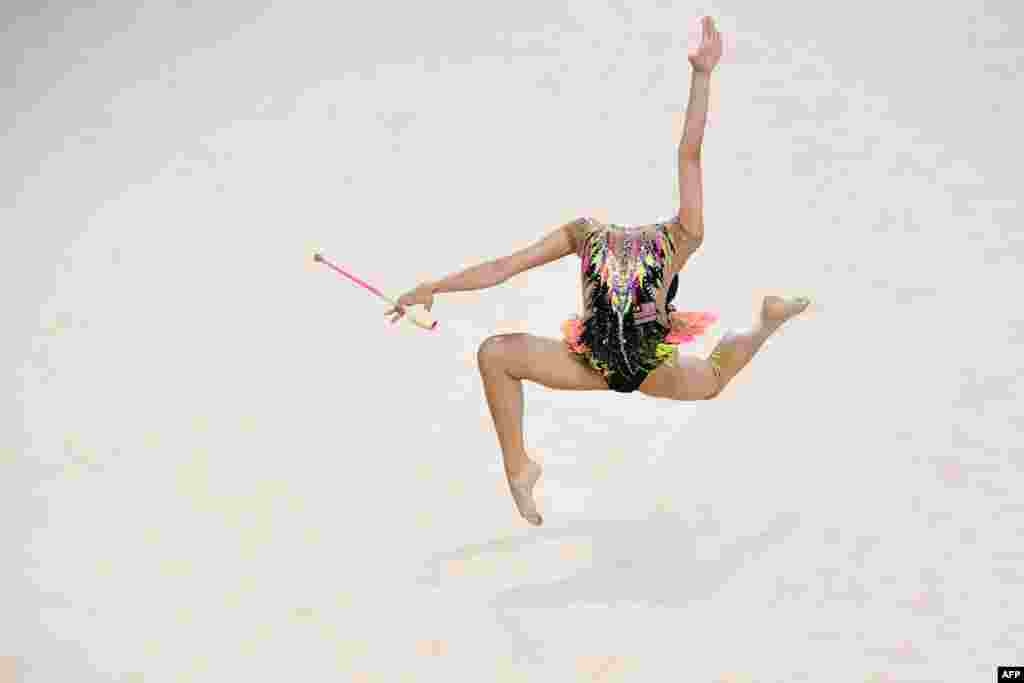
[313,251,439,331]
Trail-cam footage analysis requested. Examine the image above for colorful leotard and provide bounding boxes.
[561,216,717,393]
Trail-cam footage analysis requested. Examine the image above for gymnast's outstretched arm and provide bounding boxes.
[385,222,576,320]
[432,222,576,295]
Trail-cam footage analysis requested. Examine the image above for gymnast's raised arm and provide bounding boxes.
[676,16,722,244]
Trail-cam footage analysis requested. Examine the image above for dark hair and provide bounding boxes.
[666,273,679,305]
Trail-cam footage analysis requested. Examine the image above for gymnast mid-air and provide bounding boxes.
[382,16,811,525]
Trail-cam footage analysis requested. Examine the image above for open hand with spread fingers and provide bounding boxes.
[689,16,723,73]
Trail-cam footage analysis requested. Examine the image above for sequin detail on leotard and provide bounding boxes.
[561,217,717,393]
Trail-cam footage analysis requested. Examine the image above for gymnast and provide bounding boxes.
[385,16,810,525]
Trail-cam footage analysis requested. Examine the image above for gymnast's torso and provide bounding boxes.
[569,215,700,328]
[561,215,705,393]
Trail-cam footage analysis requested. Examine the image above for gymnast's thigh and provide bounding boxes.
[478,333,610,391]
[637,353,720,401]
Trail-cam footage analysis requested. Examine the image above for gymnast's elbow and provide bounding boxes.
[492,252,532,285]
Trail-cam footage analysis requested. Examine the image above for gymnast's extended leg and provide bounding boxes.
[639,295,810,401]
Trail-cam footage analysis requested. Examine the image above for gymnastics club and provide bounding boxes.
[312,251,439,331]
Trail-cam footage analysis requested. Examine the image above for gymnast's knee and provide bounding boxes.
[477,334,522,369]
[701,372,725,400]
[702,384,723,401]
[701,350,725,400]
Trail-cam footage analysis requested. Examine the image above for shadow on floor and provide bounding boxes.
[419,510,803,666]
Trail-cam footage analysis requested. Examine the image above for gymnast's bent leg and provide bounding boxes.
[477,333,608,525]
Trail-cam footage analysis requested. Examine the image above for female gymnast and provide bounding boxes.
[385,16,810,525]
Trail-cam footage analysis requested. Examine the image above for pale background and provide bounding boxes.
[3,0,1022,681]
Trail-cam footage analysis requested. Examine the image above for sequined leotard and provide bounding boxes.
[561,216,717,393]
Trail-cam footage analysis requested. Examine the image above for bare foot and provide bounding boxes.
[508,460,543,526]
[761,295,811,325]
